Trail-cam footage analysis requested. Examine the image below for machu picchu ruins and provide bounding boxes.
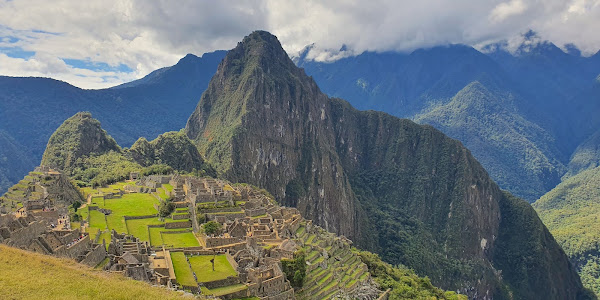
[1,168,384,299]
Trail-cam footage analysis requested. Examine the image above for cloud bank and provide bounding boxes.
[0,0,598,89]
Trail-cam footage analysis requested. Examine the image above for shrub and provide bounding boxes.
[203,221,223,236]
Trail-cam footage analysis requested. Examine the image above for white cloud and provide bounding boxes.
[490,0,527,23]
[0,0,599,88]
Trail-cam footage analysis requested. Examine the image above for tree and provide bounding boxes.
[71,201,82,212]
[158,200,175,218]
[196,214,206,224]
[203,221,223,236]
[281,250,306,288]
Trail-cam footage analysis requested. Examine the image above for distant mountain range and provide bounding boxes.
[296,35,600,201]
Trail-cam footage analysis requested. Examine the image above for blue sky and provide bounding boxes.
[0,0,599,89]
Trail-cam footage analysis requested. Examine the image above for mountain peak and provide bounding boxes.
[41,112,120,174]
[221,30,296,75]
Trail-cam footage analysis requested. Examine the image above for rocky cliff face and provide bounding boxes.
[186,31,589,299]
[41,112,120,174]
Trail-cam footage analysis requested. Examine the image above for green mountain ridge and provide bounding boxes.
[39,112,211,188]
[416,81,565,199]
[0,130,35,194]
[565,130,600,180]
[185,30,590,299]
[534,165,600,295]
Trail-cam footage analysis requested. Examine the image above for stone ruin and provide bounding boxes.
[104,230,160,284]
[0,213,106,267]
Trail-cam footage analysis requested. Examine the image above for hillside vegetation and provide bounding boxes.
[0,244,194,300]
[416,81,564,199]
[40,112,211,188]
[355,250,467,300]
[565,130,600,179]
[0,130,34,194]
[534,166,600,295]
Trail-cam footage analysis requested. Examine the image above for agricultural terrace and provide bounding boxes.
[189,255,237,282]
[170,252,242,296]
[79,181,198,249]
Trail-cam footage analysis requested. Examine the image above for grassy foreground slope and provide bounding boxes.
[0,244,193,300]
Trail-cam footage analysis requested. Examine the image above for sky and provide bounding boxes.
[0,0,599,89]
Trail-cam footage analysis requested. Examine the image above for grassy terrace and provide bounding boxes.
[207,284,247,297]
[161,232,199,248]
[188,255,237,282]
[0,245,190,299]
[156,187,169,200]
[125,217,164,242]
[170,252,196,287]
[148,227,199,248]
[85,192,158,235]
[81,183,198,249]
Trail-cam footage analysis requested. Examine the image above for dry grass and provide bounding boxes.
[0,245,196,299]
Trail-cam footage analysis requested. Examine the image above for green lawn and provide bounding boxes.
[149,228,198,248]
[80,187,99,198]
[170,252,196,286]
[87,193,159,235]
[126,218,164,242]
[149,227,166,246]
[161,232,199,248]
[97,231,110,249]
[163,184,174,192]
[188,255,237,283]
[87,227,100,241]
[208,284,247,297]
[88,210,107,235]
[156,188,169,200]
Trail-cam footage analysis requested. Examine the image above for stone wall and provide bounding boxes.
[31,210,59,225]
[205,237,243,248]
[164,220,191,229]
[80,243,107,267]
[172,213,190,220]
[207,213,245,222]
[3,219,47,248]
[219,288,250,300]
[202,276,241,289]
[259,275,288,297]
[54,235,91,259]
[123,215,158,220]
[263,288,294,300]
[245,208,266,217]
[174,202,188,209]
[200,207,243,214]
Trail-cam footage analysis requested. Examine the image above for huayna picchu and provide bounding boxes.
[0,31,594,300]
[185,31,591,299]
